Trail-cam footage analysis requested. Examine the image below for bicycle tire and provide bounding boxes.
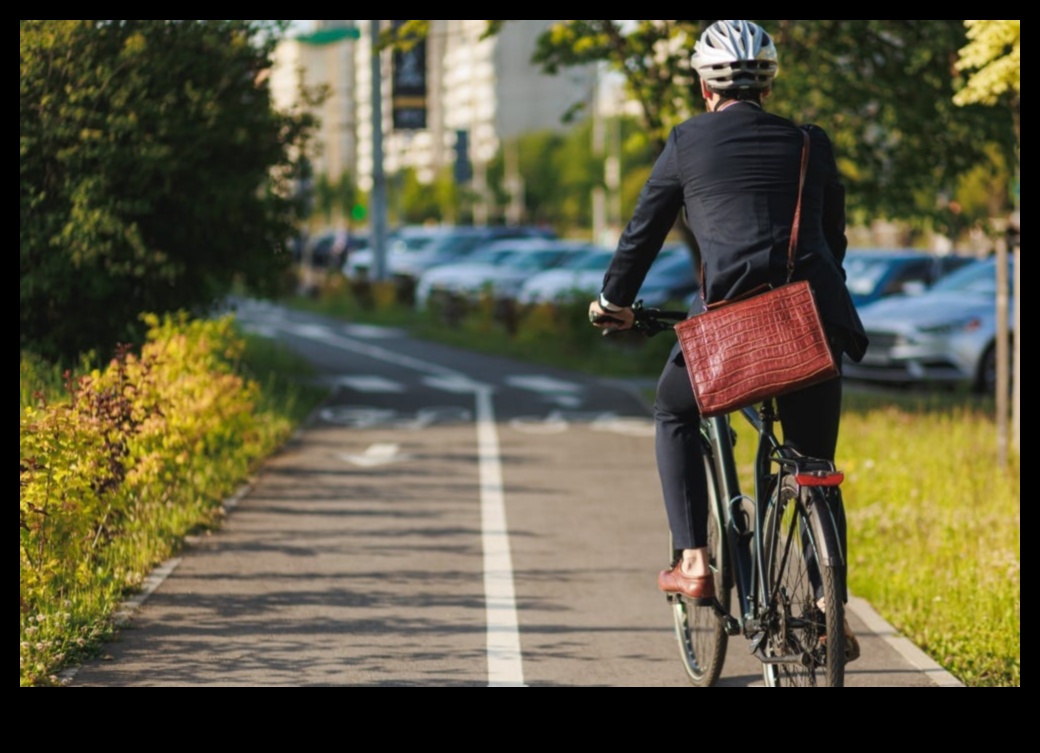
[669,456,730,686]
[761,477,845,687]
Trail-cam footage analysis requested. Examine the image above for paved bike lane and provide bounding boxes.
[62,301,962,687]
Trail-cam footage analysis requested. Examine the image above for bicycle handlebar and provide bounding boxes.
[627,300,689,337]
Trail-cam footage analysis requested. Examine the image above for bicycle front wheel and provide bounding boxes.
[762,479,845,687]
[669,458,730,687]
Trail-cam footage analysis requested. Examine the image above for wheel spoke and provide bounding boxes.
[763,480,845,687]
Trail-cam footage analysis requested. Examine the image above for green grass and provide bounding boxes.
[237,329,330,426]
[837,393,1019,687]
[274,277,1020,687]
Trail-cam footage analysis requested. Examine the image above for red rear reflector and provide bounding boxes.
[795,471,844,487]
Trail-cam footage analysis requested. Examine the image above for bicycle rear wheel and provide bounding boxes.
[762,478,844,687]
[669,458,730,687]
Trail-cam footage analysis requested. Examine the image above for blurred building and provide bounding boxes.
[270,21,359,187]
[271,20,596,217]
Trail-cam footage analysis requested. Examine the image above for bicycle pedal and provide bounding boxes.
[748,631,767,653]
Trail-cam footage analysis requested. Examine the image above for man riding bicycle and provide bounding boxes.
[588,19,867,659]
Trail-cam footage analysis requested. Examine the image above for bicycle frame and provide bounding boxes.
[702,399,847,641]
[700,404,773,633]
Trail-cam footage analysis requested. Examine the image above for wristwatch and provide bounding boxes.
[598,293,623,312]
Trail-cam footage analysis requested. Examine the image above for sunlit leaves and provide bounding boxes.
[954,20,1020,107]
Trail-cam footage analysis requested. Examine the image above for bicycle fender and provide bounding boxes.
[804,490,845,567]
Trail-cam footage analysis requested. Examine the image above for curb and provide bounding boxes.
[847,596,965,687]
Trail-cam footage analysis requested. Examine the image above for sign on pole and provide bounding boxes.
[391,20,427,130]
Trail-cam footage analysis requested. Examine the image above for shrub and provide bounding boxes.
[19,312,297,686]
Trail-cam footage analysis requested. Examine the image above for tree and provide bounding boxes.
[494,21,1017,263]
[313,172,359,228]
[20,20,319,365]
[953,20,1020,460]
[479,116,654,233]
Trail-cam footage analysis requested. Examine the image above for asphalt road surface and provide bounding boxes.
[63,299,962,687]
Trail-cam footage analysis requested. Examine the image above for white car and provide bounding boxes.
[515,247,616,305]
[516,243,695,308]
[415,239,595,310]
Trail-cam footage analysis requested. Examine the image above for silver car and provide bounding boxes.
[843,256,1013,394]
[414,239,594,310]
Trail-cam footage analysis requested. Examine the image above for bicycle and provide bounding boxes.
[604,302,850,687]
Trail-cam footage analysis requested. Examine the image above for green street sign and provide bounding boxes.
[296,27,361,45]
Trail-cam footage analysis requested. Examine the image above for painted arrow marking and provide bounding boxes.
[339,442,412,467]
[334,375,405,393]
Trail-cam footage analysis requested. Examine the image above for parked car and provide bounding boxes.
[514,247,616,305]
[634,245,698,308]
[343,225,457,278]
[515,243,693,308]
[414,238,595,310]
[390,225,556,283]
[842,256,1013,394]
[343,224,556,281]
[843,249,976,309]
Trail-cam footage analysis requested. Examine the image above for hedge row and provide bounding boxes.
[19,312,297,686]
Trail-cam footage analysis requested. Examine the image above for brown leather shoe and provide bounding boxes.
[817,615,861,663]
[658,563,715,603]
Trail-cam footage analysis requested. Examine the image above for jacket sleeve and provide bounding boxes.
[600,129,685,307]
[807,124,849,276]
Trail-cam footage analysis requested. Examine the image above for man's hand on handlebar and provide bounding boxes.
[588,300,635,335]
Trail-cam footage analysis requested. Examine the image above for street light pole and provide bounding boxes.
[369,19,388,282]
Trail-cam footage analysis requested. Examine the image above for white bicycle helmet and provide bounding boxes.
[691,20,778,92]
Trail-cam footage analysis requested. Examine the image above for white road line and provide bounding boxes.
[294,325,525,686]
[476,387,526,687]
[505,375,582,393]
[286,323,459,377]
[107,316,530,686]
[341,323,406,339]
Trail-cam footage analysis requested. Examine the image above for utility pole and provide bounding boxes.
[996,239,1008,466]
[504,139,524,225]
[369,20,388,282]
[591,67,606,245]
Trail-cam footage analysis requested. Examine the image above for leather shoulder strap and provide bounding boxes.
[699,128,812,306]
[786,128,811,282]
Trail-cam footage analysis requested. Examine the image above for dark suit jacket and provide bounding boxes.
[601,101,867,362]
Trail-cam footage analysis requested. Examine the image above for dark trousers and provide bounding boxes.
[653,343,843,550]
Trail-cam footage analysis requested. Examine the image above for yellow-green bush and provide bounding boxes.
[19,312,297,686]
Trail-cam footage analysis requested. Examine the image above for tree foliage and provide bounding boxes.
[20,20,319,365]
[517,21,1017,235]
[479,116,653,230]
[953,20,1020,149]
[953,21,1020,107]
